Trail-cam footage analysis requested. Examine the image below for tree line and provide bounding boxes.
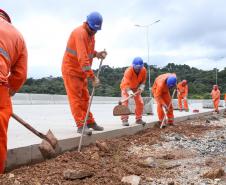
[19,63,226,99]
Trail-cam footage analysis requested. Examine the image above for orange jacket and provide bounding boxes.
[62,23,97,79]
[0,18,27,92]
[120,66,147,91]
[224,93,226,101]
[177,81,188,97]
[211,89,220,101]
[152,73,176,105]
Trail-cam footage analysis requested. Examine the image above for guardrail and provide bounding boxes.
[12,93,225,107]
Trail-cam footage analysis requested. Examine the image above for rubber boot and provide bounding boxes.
[87,122,104,131]
[122,120,129,126]
[77,125,92,135]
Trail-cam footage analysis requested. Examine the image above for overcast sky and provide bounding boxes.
[2,0,226,78]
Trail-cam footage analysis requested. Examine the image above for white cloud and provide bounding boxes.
[1,0,226,77]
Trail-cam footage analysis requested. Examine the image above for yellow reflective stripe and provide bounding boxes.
[82,66,91,71]
[66,47,77,56]
[66,47,94,59]
[0,47,10,61]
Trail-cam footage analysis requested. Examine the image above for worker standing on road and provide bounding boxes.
[211,85,221,114]
[120,57,147,126]
[152,73,177,127]
[0,9,28,173]
[62,12,107,135]
[177,80,189,112]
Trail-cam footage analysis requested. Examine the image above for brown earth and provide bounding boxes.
[0,116,225,185]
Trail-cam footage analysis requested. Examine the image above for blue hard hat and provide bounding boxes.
[166,75,177,88]
[86,12,103,31]
[132,57,144,70]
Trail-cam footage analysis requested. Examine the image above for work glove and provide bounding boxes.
[138,84,145,93]
[92,76,100,87]
[127,90,135,97]
[96,50,107,59]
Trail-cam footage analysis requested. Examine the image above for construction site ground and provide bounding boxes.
[7,103,217,149]
[1,111,226,185]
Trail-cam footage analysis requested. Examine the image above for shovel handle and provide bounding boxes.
[160,89,176,128]
[78,55,105,152]
[119,90,140,104]
[12,113,50,142]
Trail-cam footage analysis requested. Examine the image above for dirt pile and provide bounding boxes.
[0,115,226,185]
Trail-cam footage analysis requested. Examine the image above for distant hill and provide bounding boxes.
[19,63,226,99]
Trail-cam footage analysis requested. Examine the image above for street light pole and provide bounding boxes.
[216,68,218,85]
[135,20,160,95]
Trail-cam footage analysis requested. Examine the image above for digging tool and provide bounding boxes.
[113,90,140,116]
[78,55,105,152]
[12,113,59,158]
[160,89,176,129]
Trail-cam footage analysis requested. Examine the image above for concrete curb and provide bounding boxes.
[6,109,225,171]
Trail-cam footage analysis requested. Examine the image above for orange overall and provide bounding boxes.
[120,66,147,121]
[152,73,175,124]
[0,17,27,173]
[62,23,97,128]
[211,89,221,112]
[177,82,188,110]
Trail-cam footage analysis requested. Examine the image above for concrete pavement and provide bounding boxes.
[8,102,218,149]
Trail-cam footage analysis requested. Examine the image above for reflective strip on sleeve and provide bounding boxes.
[82,66,91,71]
[66,47,94,60]
[66,47,77,56]
[0,47,10,61]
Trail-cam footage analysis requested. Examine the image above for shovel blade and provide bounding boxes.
[113,105,131,116]
[46,129,58,148]
[39,140,56,159]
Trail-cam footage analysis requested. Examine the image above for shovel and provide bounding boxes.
[113,90,140,116]
[160,89,176,129]
[78,56,105,152]
[12,113,59,159]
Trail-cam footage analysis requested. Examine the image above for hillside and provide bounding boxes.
[19,63,226,99]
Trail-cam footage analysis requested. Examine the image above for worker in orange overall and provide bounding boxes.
[120,57,147,126]
[62,12,107,135]
[177,80,189,112]
[211,85,221,114]
[152,73,177,127]
[0,9,28,173]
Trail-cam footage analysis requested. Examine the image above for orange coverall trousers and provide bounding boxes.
[178,95,188,110]
[0,85,12,173]
[63,75,95,128]
[121,90,144,121]
[213,99,220,112]
[156,93,174,124]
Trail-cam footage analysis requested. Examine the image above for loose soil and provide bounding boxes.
[1,114,226,185]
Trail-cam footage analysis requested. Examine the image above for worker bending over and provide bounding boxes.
[120,57,147,126]
[177,80,189,112]
[152,73,177,127]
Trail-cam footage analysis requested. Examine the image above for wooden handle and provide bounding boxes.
[12,113,48,141]
[119,90,140,104]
